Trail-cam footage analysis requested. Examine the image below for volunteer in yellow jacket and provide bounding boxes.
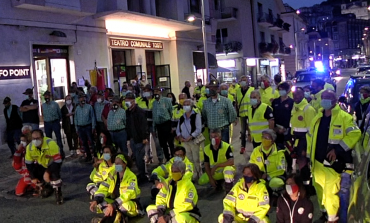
[25,129,63,204]
[260,75,278,106]
[306,90,361,223]
[310,79,326,112]
[198,128,235,193]
[90,154,143,222]
[236,75,255,154]
[290,87,317,186]
[247,90,275,148]
[250,129,286,192]
[193,78,206,101]
[150,146,194,198]
[147,160,201,223]
[87,145,115,198]
[219,163,270,223]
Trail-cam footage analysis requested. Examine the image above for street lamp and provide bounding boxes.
[187,0,209,82]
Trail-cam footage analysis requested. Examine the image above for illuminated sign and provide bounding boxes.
[110,38,163,49]
[246,58,257,66]
[218,60,236,68]
[260,60,270,66]
[0,66,31,80]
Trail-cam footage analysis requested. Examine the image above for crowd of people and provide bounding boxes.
[2,74,365,223]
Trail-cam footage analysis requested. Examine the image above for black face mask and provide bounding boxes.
[113,104,119,110]
[45,98,50,102]
[244,176,254,183]
[80,100,86,105]
[5,104,10,108]
[209,89,217,96]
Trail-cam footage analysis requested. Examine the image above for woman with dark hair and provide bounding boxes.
[86,145,116,199]
[61,94,79,157]
[167,92,178,106]
[218,163,270,223]
[276,174,314,223]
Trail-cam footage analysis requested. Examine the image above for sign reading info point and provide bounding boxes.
[0,66,31,80]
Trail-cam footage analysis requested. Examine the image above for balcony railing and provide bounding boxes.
[218,7,238,20]
[258,13,274,27]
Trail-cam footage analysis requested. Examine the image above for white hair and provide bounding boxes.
[172,161,186,174]
[22,125,33,133]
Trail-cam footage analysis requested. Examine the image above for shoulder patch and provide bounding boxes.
[308,213,313,219]
[238,194,245,200]
[188,192,194,198]
[263,195,269,201]
[298,207,304,214]
[130,182,136,187]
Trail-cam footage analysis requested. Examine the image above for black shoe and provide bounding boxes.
[41,183,54,198]
[55,187,63,205]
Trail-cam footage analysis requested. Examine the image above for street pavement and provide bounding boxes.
[0,71,353,223]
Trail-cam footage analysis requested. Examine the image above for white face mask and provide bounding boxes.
[125,101,132,108]
[261,82,265,89]
[183,106,191,112]
[21,141,27,147]
[32,139,42,147]
[142,92,151,98]
[66,100,72,105]
[212,99,217,103]
[197,82,202,86]
[100,137,104,145]
[97,98,102,103]
[211,138,216,146]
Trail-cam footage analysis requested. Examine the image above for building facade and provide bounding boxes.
[282,4,309,74]
[214,0,291,85]
[0,0,215,144]
[341,1,370,20]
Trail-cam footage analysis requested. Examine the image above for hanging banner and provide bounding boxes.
[0,66,31,80]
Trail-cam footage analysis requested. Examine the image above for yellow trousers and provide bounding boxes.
[312,160,341,221]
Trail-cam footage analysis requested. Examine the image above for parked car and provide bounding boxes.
[348,144,370,222]
[356,65,370,75]
[291,70,336,92]
[340,76,370,113]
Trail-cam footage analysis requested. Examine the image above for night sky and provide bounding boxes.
[283,0,324,9]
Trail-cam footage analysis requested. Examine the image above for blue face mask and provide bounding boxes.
[205,88,210,95]
[304,92,311,98]
[121,92,127,97]
[221,90,228,96]
[279,90,287,97]
[244,176,254,183]
[70,93,76,97]
[115,164,123,172]
[240,81,247,87]
[250,98,258,106]
[321,99,333,110]
[103,153,111,161]
[174,156,183,162]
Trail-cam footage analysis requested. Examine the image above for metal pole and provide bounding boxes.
[295,32,298,71]
[201,0,209,82]
[314,40,316,61]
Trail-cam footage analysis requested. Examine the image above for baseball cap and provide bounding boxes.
[23,88,33,95]
[3,97,11,104]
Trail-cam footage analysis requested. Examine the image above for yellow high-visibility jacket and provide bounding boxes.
[94,167,141,205]
[306,105,361,169]
[155,177,198,216]
[204,142,234,167]
[90,161,115,183]
[248,103,271,143]
[250,144,286,179]
[260,87,278,106]
[290,99,317,136]
[310,89,325,112]
[151,157,194,182]
[222,178,270,222]
[236,87,255,117]
[25,137,62,168]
